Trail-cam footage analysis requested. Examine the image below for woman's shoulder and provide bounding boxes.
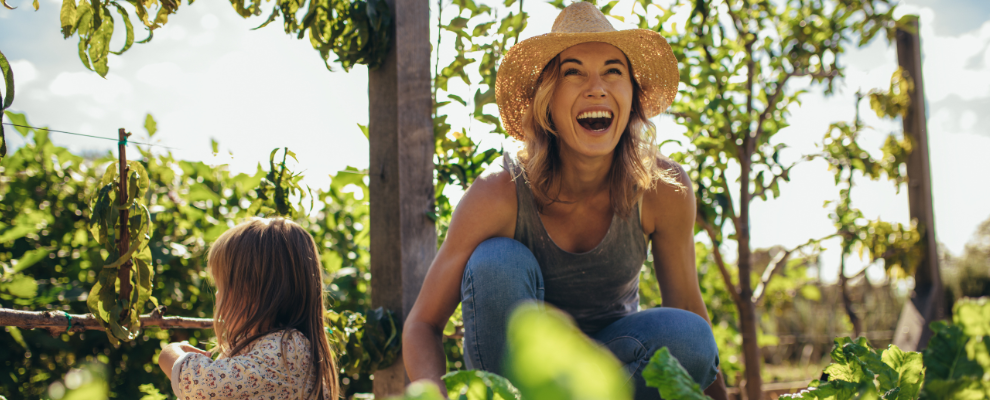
[448,152,519,239]
[642,156,695,234]
[460,153,518,212]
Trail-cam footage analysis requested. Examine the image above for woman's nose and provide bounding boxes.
[585,76,607,98]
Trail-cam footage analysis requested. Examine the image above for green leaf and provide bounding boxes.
[880,345,924,400]
[448,94,468,106]
[642,347,712,400]
[74,2,94,71]
[3,110,29,136]
[357,123,369,139]
[506,303,632,400]
[144,113,157,137]
[0,48,14,110]
[110,3,135,55]
[0,273,38,298]
[390,381,446,400]
[89,6,115,77]
[781,379,875,399]
[953,297,990,338]
[5,326,27,349]
[12,247,49,273]
[923,321,983,381]
[60,0,78,37]
[138,383,167,400]
[1,0,15,10]
[443,370,521,400]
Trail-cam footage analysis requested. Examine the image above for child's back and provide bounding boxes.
[172,329,317,399]
[158,218,339,400]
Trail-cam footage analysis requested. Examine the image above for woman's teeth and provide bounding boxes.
[577,110,613,131]
[577,110,613,119]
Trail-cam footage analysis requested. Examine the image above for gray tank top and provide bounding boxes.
[503,153,648,334]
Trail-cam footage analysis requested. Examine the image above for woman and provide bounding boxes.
[403,3,720,399]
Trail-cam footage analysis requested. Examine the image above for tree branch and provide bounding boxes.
[752,233,840,305]
[698,216,743,306]
[751,247,793,305]
[0,308,213,336]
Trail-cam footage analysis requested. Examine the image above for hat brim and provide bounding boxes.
[495,29,679,141]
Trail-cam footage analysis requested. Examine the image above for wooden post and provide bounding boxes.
[117,128,133,317]
[368,0,434,395]
[892,15,945,351]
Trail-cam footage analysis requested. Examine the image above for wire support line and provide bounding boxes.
[2,122,182,150]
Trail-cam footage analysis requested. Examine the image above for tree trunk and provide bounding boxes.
[839,256,863,338]
[737,155,763,400]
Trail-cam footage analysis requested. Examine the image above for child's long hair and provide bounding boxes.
[208,217,339,400]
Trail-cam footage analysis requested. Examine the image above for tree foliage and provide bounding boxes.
[51,0,391,78]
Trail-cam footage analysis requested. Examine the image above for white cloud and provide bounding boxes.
[201,14,219,30]
[9,60,38,88]
[135,62,184,88]
[191,32,216,47]
[48,71,133,103]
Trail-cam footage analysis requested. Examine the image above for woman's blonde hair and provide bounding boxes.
[208,218,339,400]
[519,54,682,217]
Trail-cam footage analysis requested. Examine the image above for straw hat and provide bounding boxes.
[495,1,679,141]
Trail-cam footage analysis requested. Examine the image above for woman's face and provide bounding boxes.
[549,42,633,159]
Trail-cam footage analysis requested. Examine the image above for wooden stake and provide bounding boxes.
[892,15,945,351]
[369,0,434,394]
[117,128,133,318]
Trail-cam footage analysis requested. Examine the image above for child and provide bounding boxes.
[158,218,339,400]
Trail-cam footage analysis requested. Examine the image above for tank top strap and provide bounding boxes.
[502,152,541,241]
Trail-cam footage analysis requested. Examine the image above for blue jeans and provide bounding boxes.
[460,238,720,400]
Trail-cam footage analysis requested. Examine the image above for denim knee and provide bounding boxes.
[662,310,719,388]
[462,237,542,293]
[460,238,543,373]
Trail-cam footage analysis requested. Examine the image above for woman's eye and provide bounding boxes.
[606,68,623,75]
[563,68,580,76]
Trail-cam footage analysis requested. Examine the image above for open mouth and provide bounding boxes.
[577,110,613,132]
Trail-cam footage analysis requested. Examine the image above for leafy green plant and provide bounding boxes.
[919,298,990,400]
[643,347,712,400]
[87,157,155,345]
[782,297,990,400]
[443,370,521,400]
[326,307,401,378]
[781,337,923,400]
[248,147,310,218]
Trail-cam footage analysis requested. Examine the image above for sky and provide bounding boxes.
[1,0,988,283]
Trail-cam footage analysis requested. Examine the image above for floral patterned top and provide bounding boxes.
[171,329,318,400]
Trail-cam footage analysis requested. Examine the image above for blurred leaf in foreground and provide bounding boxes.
[642,347,711,400]
[505,303,631,400]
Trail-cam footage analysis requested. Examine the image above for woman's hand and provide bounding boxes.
[158,342,210,379]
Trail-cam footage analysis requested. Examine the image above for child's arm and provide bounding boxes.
[158,342,210,379]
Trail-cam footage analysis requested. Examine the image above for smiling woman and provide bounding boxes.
[402,3,723,400]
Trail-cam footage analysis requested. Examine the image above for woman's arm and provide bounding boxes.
[403,167,517,388]
[645,161,709,322]
[644,160,728,399]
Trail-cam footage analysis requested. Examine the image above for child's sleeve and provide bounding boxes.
[171,332,316,400]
